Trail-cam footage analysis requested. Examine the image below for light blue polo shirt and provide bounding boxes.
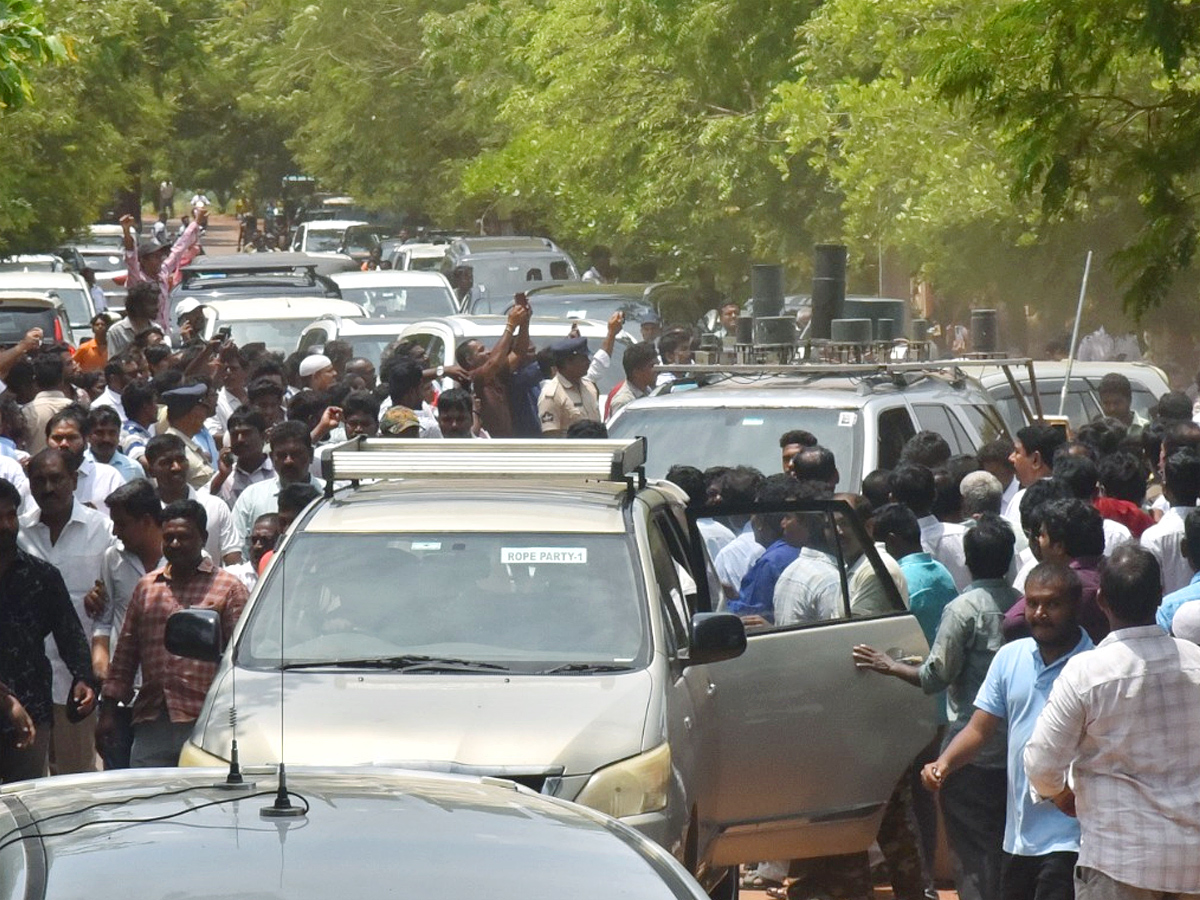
[1157,571,1200,633]
[974,628,1094,856]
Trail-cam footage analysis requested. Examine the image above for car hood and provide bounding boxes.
[194,667,656,775]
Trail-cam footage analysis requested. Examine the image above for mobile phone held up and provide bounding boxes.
[514,292,529,308]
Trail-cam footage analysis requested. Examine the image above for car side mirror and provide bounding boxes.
[165,608,223,662]
[687,612,746,666]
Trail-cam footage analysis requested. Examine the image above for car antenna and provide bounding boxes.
[215,644,254,790]
[263,549,304,818]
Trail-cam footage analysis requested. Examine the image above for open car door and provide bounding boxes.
[686,497,937,865]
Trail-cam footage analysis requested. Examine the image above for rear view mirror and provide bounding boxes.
[687,612,746,666]
[165,608,223,662]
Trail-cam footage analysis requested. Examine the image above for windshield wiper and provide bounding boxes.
[280,655,509,672]
[537,663,634,675]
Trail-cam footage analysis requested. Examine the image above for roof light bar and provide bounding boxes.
[322,437,647,484]
[654,357,1034,378]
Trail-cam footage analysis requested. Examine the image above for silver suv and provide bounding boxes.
[171,438,935,897]
[608,363,1011,487]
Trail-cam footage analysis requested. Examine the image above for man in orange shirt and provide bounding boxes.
[73,314,112,373]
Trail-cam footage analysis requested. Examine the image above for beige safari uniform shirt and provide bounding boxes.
[538,372,600,436]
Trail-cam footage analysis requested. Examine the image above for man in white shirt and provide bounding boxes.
[890,464,971,589]
[233,422,324,548]
[144,434,240,566]
[1139,450,1200,594]
[1025,544,1200,899]
[18,449,116,774]
[88,480,165,769]
[211,408,274,507]
[1004,425,1065,533]
[92,354,142,423]
[46,407,126,517]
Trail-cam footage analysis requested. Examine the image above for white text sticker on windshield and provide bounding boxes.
[741,417,764,426]
[501,548,588,565]
[838,411,858,427]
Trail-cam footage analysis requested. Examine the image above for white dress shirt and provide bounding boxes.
[1101,518,1132,556]
[187,486,240,564]
[713,526,763,596]
[0,453,33,514]
[216,455,275,507]
[918,515,970,590]
[91,386,126,422]
[697,517,734,561]
[1024,626,1200,893]
[18,501,116,702]
[232,474,325,547]
[75,456,126,517]
[1140,506,1196,594]
[93,544,165,668]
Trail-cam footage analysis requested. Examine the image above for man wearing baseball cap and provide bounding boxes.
[120,205,207,331]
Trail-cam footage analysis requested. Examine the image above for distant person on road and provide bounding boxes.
[158,180,175,216]
[581,246,614,284]
[121,206,207,331]
[80,267,107,313]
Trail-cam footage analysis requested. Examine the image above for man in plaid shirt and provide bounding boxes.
[98,499,248,767]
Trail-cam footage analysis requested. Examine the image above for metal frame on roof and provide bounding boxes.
[322,437,648,495]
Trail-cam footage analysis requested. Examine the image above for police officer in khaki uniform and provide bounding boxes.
[537,312,624,437]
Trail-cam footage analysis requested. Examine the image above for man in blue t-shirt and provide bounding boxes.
[921,562,1093,900]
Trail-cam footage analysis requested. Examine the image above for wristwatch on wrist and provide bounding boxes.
[436,365,445,379]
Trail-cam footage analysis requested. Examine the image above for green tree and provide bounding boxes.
[0,0,67,111]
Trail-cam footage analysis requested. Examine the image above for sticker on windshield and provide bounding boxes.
[411,541,442,551]
[838,411,858,427]
[567,309,587,319]
[741,417,765,426]
[501,548,588,565]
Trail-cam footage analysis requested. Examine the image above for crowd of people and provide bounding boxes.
[0,212,1197,900]
[671,376,1199,900]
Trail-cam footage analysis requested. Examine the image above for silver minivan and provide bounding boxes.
[173,439,935,895]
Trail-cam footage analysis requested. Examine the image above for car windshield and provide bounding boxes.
[0,307,58,344]
[407,254,443,271]
[609,406,862,488]
[307,232,344,253]
[465,256,576,298]
[47,288,91,325]
[339,285,456,317]
[79,251,124,272]
[223,318,325,354]
[239,532,648,671]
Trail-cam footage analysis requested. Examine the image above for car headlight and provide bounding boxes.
[178,740,228,767]
[575,743,670,818]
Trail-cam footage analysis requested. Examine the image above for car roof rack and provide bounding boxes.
[655,356,1047,423]
[322,437,647,493]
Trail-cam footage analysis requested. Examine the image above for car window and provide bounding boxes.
[608,407,862,486]
[876,406,915,470]
[962,403,1008,443]
[748,506,905,634]
[307,233,344,253]
[911,404,971,453]
[403,331,445,367]
[224,319,320,355]
[241,532,650,671]
[645,518,690,655]
[339,285,456,317]
[299,328,328,354]
[0,307,57,344]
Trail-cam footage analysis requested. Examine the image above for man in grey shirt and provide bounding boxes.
[854,513,1019,900]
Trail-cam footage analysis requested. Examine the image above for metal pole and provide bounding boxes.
[1059,250,1093,417]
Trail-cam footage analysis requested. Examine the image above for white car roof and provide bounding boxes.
[401,315,635,343]
[303,219,369,232]
[0,271,88,289]
[330,270,452,288]
[400,243,448,256]
[205,297,365,321]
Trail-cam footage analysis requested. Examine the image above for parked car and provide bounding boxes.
[442,236,580,305]
[173,438,935,896]
[0,764,710,900]
[169,253,351,320]
[337,223,384,263]
[975,359,1171,434]
[329,270,458,318]
[0,271,95,345]
[397,314,637,395]
[0,293,74,346]
[608,364,1010,488]
[298,316,429,366]
[0,254,66,273]
[61,243,128,308]
[468,282,685,326]
[390,241,450,271]
[198,297,366,355]
[289,219,368,256]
